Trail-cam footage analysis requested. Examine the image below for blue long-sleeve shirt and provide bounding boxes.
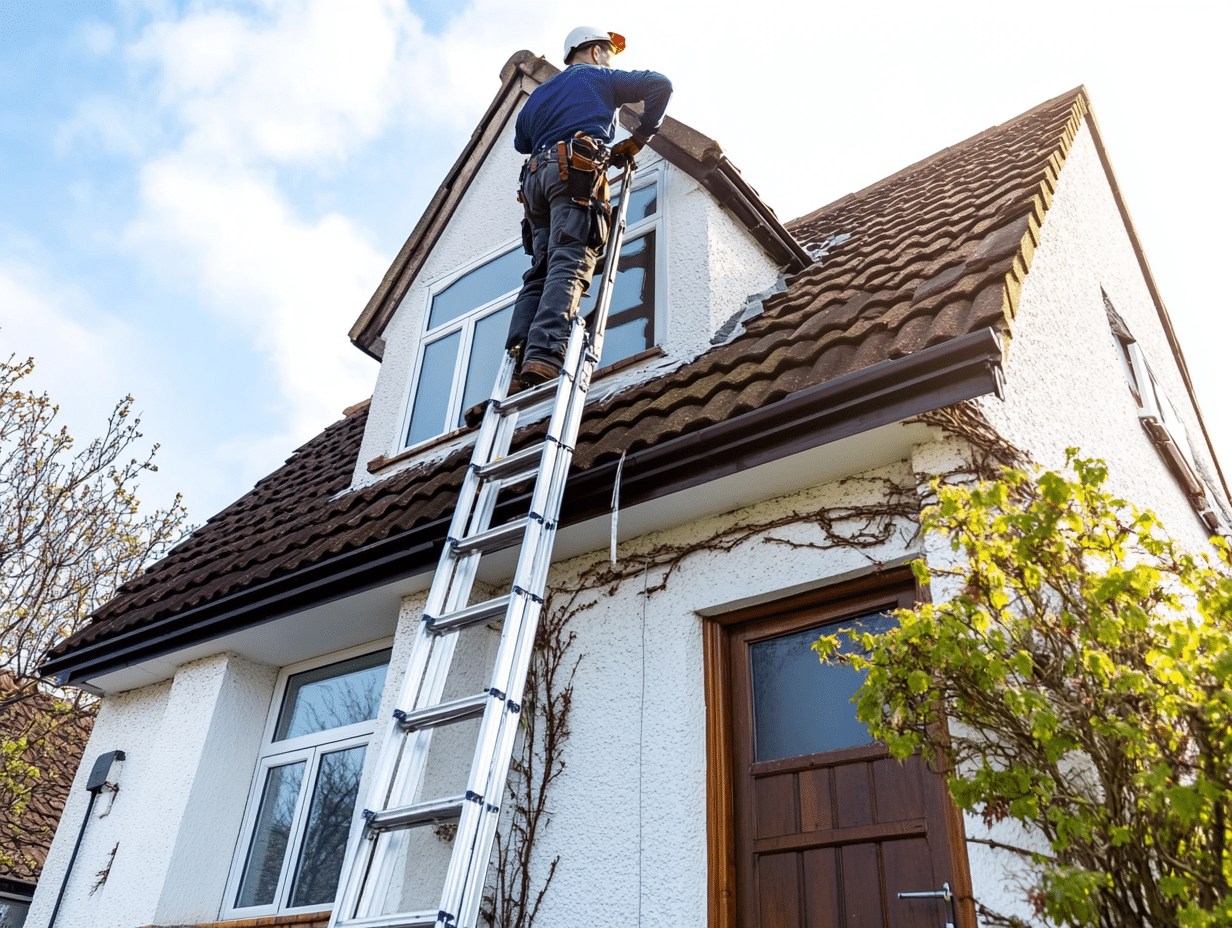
[514,63,673,155]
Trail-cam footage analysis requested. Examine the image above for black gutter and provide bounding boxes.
[44,328,1003,686]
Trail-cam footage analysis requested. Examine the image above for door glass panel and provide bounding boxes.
[288,745,368,907]
[236,761,306,908]
[749,611,894,762]
[406,331,461,446]
[457,304,515,427]
[275,650,391,741]
[429,248,525,329]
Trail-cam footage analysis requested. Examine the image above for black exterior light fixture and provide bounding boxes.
[46,750,125,928]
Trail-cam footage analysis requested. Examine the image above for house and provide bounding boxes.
[25,50,1231,928]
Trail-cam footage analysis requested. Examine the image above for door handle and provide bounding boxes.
[898,882,955,928]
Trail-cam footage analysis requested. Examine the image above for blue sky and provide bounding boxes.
[2,0,1229,524]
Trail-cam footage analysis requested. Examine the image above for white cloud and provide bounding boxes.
[0,259,136,419]
[130,0,420,164]
[124,153,380,437]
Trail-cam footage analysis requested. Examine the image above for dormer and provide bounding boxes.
[349,51,810,488]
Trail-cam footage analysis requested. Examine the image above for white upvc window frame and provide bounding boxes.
[398,163,667,451]
[221,640,393,920]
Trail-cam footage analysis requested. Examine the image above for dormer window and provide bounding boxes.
[400,167,664,449]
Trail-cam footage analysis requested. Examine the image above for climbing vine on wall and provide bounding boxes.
[479,399,1025,925]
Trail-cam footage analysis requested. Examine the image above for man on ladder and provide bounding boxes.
[505,26,672,387]
[330,30,671,928]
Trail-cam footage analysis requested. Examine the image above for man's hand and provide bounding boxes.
[610,135,645,168]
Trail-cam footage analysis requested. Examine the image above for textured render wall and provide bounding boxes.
[26,679,172,928]
[921,129,1226,922]
[26,653,277,928]
[488,461,922,928]
[976,123,1224,552]
[352,115,783,490]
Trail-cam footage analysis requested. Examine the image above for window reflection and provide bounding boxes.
[288,745,367,907]
[458,305,515,428]
[428,248,525,329]
[580,230,655,367]
[405,332,461,447]
[275,650,391,741]
[236,762,305,908]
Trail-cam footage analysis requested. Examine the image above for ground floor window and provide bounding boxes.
[224,645,391,917]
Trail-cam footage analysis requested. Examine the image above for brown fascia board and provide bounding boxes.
[350,51,811,359]
[41,328,1003,687]
[1078,103,1231,504]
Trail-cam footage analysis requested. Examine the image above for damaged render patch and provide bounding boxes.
[712,272,792,346]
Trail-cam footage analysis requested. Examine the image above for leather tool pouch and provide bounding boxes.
[565,134,607,204]
[565,134,611,248]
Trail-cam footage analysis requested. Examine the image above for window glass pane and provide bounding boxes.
[580,230,654,366]
[275,650,391,742]
[288,745,368,908]
[603,317,649,368]
[406,332,461,447]
[750,611,895,762]
[0,900,30,928]
[612,180,657,225]
[236,761,306,908]
[457,304,514,428]
[428,248,525,330]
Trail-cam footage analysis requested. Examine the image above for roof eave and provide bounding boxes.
[43,328,1003,687]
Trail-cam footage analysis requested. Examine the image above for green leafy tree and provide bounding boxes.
[816,452,1232,928]
[0,353,188,875]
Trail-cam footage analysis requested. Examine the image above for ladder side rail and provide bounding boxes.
[447,167,638,925]
[586,160,636,368]
[331,356,521,928]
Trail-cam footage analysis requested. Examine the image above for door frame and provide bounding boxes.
[703,568,974,928]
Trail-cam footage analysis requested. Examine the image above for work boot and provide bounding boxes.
[519,358,561,386]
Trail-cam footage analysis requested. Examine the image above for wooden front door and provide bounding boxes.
[705,573,973,928]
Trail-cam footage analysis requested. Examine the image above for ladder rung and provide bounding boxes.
[335,911,440,928]
[494,378,560,413]
[428,594,511,634]
[365,796,464,834]
[475,442,543,482]
[396,692,489,731]
[452,517,531,556]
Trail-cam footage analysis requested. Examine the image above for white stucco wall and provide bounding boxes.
[27,653,277,928]
[352,108,782,491]
[431,460,922,928]
[976,122,1227,553]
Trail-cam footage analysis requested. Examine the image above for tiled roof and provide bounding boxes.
[47,88,1089,669]
[0,674,94,880]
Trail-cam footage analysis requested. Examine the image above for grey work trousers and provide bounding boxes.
[505,158,605,367]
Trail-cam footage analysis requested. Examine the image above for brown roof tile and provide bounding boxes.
[47,88,1090,668]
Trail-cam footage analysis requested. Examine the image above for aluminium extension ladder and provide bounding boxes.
[328,161,638,928]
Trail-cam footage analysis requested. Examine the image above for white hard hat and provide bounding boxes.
[563,27,626,63]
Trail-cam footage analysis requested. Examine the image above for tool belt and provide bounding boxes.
[518,133,612,251]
